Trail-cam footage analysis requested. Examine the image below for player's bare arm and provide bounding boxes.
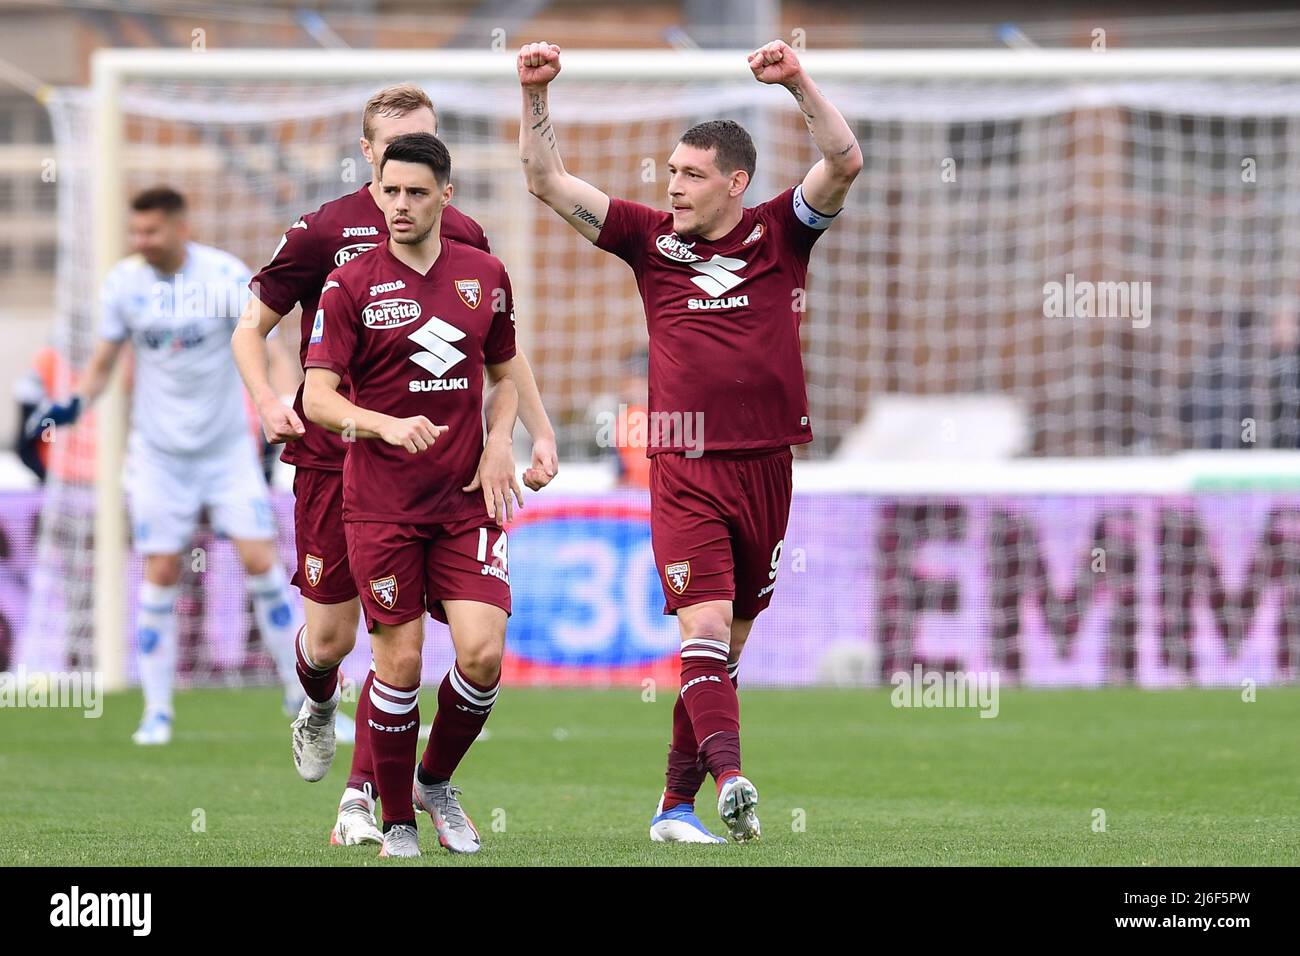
[518,41,612,244]
[73,337,126,407]
[266,321,302,394]
[232,295,306,443]
[505,350,558,491]
[749,40,863,214]
[302,366,447,453]
[464,365,525,526]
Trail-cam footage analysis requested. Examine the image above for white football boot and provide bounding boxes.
[131,711,173,746]
[331,785,384,846]
[413,776,482,854]
[717,774,761,842]
[290,697,336,782]
[378,823,421,859]
[649,791,727,843]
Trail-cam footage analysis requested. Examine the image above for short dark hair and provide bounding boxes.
[380,133,451,186]
[678,119,756,180]
[130,186,186,215]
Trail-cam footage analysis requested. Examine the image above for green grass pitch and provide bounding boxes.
[2,685,1296,866]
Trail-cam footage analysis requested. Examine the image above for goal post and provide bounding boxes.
[91,53,127,692]
[57,46,1300,689]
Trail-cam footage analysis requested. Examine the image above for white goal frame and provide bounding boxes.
[87,47,1300,689]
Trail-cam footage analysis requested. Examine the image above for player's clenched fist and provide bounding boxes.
[380,415,447,454]
[747,39,804,85]
[523,434,558,492]
[518,41,561,87]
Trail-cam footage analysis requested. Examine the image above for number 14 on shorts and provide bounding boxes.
[476,527,509,576]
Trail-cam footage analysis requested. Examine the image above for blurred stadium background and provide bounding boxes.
[5,0,1300,699]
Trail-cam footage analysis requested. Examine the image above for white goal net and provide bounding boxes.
[20,50,1300,687]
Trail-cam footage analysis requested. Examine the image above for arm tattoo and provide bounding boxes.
[531,113,557,149]
[530,93,545,117]
[571,204,602,228]
[789,83,817,134]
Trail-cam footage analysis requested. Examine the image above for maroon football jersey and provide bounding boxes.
[305,238,517,523]
[595,185,830,455]
[250,183,490,471]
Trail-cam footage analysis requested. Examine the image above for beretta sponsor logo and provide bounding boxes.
[335,242,376,267]
[363,298,422,329]
[656,233,703,263]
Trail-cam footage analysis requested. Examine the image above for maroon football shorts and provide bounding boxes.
[291,466,358,604]
[345,516,512,630]
[649,447,794,619]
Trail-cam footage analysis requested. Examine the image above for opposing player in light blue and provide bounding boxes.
[28,187,309,745]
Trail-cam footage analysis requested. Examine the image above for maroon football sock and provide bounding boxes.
[294,625,340,704]
[678,638,742,783]
[663,692,706,810]
[367,674,420,827]
[662,660,742,810]
[421,664,499,781]
[346,667,378,794]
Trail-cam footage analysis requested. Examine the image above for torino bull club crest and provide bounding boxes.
[665,561,691,595]
[370,575,398,610]
[455,278,482,309]
[304,553,324,588]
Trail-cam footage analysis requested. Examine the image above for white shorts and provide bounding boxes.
[125,434,275,555]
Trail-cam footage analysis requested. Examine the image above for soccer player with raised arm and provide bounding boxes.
[26,187,304,745]
[304,133,522,858]
[233,85,557,847]
[518,40,862,843]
